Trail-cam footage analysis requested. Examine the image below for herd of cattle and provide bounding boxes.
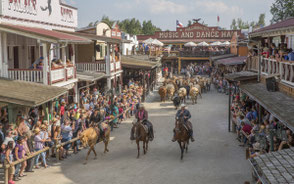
[158,76,212,109]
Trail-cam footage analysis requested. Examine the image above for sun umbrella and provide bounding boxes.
[143,38,154,45]
[151,39,164,46]
[220,41,230,46]
[197,41,209,47]
[210,41,222,46]
[184,42,197,47]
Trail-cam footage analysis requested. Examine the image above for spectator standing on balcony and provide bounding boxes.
[270,43,277,57]
[288,49,294,61]
[29,57,44,69]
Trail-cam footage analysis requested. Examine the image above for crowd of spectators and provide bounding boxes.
[0,81,144,184]
[230,90,294,159]
[249,43,294,62]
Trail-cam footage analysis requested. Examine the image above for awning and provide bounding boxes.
[0,23,92,44]
[59,30,121,44]
[250,18,294,38]
[224,71,257,82]
[77,71,106,82]
[215,56,247,66]
[250,148,294,183]
[0,78,68,107]
[240,83,294,131]
[121,56,160,69]
[210,54,235,61]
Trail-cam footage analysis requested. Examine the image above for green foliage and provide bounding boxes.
[87,16,161,35]
[270,0,294,23]
[230,13,266,30]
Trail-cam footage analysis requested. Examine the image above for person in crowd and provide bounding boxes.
[53,126,63,160]
[61,120,72,158]
[34,128,47,169]
[5,141,15,184]
[29,57,44,69]
[14,136,27,179]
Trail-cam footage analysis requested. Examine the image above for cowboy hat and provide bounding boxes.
[181,104,186,108]
[34,128,41,134]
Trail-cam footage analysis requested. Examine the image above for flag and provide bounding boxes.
[217,16,220,23]
[176,20,184,28]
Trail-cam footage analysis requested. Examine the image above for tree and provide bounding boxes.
[257,13,265,27]
[231,19,237,30]
[270,0,294,23]
[101,15,115,27]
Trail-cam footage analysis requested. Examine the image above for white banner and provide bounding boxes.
[1,0,77,29]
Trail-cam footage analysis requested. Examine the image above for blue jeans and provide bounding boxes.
[35,149,46,166]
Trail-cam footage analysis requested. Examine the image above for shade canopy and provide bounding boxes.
[220,41,230,46]
[210,41,222,46]
[151,39,164,46]
[143,38,154,45]
[197,41,209,46]
[184,41,197,47]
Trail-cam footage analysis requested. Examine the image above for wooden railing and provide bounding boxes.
[110,62,115,72]
[76,62,106,72]
[8,69,43,83]
[246,56,259,72]
[261,58,280,76]
[66,66,75,79]
[115,62,121,71]
[51,67,65,84]
[260,57,294,86]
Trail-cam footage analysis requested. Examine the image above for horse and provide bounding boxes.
[178,87,187,103]
[189,87,199,105]
[158,86,167,102]
[80,123,111,164]
[174,116,190,160]
[132,120,150,158]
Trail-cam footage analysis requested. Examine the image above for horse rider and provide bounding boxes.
[172,104,195,142]
[90,108,105,141]
[130,104,154,141]
[172,93,181,109]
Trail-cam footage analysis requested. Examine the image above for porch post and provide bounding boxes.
[0,31,3,77]
[106,43,111,90]
[228,83,231,132]
[42,43,48,85]
[3,32,8,78]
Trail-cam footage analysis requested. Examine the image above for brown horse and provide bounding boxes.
[132,120,149,158]
[174,116,190,160]
[80,123,111,164]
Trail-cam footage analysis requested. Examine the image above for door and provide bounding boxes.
[31,46,35,64]
[13,46,19,69]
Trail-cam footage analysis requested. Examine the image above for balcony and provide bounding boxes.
[76,62,106,72]
[261,57,294,86]
[7,66,76,85]
[8,69,43,83]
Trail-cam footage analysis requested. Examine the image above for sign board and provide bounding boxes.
[0,0,78,29]
[157,23,241,40]
[137,22,243,42]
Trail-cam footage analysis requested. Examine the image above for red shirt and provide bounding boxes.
[60,105,65,116]
[242,124,252,135]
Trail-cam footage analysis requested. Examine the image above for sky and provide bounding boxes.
[65,0,276,30]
